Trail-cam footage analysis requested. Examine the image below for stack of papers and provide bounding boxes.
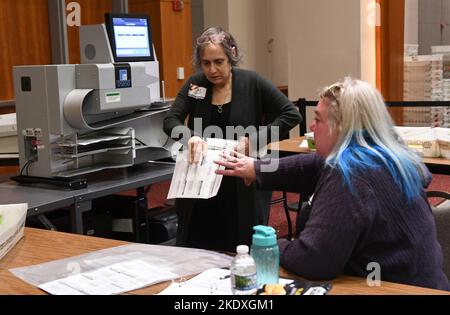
[39,260,178,295]
[167,138,238,199]
[0,113,18,155]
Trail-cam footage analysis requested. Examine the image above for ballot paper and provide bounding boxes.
[39,260,178,295]
[167,138,238,199]
[158,268,295,295]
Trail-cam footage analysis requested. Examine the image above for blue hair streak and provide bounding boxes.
[328,135,423,203]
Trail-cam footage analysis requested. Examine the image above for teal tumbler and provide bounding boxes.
[250,225,280,287]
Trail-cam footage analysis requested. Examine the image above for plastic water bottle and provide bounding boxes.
[251,225,280,287]
[230,245,257,295]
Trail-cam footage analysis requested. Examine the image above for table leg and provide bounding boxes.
[70,199,92,234]
[135,187,149,243]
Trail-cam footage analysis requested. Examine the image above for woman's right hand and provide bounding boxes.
[188,136,208,164]
[214,150,256,186]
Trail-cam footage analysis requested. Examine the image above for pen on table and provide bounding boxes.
[220,274,230,280]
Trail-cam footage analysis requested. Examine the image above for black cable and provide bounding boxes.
[135,138,147,146]
[26,160,33,176]
[20,160,32,176]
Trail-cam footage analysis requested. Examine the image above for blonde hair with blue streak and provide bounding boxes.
[321,77,429,203]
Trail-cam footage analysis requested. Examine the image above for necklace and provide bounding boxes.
[213,74,232,114]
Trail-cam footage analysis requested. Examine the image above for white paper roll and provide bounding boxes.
[63,89,94,130]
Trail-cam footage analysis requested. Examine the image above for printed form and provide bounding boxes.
[38,260,177,295]
[158,268,232,295]
[167,138,238,199]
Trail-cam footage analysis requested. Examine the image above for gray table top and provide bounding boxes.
[0,161,174,216]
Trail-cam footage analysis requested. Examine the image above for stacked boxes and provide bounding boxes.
[395,126,450,159]
[404,44,419,58]
[432,46,450,128]
[404,56,434,101]
[402,45,450,127]
[402,107,431,127]
[403,56,434,126]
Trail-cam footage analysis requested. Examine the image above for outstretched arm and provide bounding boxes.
[215,151,324,195]
[215,151,256,187]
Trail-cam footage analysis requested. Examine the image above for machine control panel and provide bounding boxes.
[114,63,132,89]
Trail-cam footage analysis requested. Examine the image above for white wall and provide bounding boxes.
[286,0,361,101]
[203,0,229,30]
[405,0,419,45]
[360,0,377,86]
[192,0,205,46]
[203,0,364,134]
[228,0,270,78]
[266,0,290,86]
[203,0,270,77]
[417,0,450,55]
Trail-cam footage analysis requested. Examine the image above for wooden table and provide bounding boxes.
[268,136,310,155]
[1,228,448,295]
[270,136,450,175]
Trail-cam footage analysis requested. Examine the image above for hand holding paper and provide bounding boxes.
[167,138,238,199]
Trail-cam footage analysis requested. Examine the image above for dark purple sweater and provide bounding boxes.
[255,154,450,291]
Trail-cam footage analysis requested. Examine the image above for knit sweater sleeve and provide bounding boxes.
[277,169,375,280]
[254,153,323,195]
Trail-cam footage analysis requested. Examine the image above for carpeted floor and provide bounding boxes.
[123,173,450,240]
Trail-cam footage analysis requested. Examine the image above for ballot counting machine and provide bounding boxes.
[12,14,175,188]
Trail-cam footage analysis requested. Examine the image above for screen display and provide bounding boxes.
[119,69,128,81]
[106,14,155,62]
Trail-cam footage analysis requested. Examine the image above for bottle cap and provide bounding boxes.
[236,245,249,254]
[252,225,277,247]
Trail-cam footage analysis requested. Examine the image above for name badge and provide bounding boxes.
[188,84,207,100]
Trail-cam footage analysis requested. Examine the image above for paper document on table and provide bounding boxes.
[167,138,238,199]
[158,268,296,295]
[158,268,232,295]
[38,259,177,295]
[299,140,309,149]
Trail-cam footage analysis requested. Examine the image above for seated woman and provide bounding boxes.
[215,78,450,290]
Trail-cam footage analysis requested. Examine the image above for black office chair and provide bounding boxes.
[269,98,309,240]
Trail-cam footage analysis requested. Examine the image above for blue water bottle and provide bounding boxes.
[250,225,280,287]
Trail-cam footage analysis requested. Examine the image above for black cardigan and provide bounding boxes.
[164,68,301,150]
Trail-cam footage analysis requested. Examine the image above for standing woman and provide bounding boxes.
[164,26,301,252]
